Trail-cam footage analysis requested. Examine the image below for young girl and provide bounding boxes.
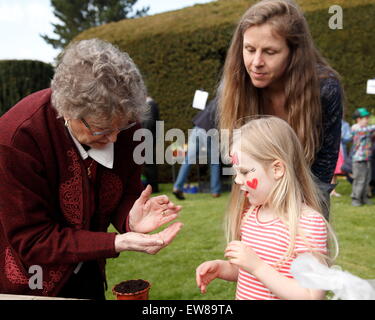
[196,117,338,300]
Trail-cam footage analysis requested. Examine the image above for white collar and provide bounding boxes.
[67,126,114,169]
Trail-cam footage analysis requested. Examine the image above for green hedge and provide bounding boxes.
[74,0,375,182]
[0,60,54,116]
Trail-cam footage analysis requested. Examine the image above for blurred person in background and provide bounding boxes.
[350,107,375,206]
[142,96,160,193]
[173,96,221,200]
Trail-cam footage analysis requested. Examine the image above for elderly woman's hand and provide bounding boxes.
[114,221,183,254]
[128,185,182,234]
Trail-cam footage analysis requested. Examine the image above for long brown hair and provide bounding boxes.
[218,0,340,166]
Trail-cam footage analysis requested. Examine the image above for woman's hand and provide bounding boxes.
[196,260,223,294]
[129,185,182,233]
[224,241,264,274]
[115,221,183,254]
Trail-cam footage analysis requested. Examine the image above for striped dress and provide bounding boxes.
[235,205,328,300]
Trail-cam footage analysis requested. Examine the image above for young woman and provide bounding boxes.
[218,0,343,219]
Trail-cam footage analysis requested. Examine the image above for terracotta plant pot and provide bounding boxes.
[112,279,151,300]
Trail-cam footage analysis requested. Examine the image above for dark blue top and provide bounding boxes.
[311,76,343,185]
[193,96,218,131]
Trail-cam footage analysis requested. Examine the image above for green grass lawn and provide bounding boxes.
[104,177,375,300]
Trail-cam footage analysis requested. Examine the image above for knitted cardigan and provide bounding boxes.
[0,89,143,296]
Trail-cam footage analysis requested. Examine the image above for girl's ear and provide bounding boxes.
[272,160,285,180]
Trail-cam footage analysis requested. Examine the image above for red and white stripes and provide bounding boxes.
[236,206,327,300]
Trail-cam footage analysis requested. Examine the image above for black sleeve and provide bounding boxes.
[193,97,218,130]
[311,77,343,184]
[142,100,159,134]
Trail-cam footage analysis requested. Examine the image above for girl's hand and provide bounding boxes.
[224,241,264,274]
[129,185,182,233]
[196,260,222,294]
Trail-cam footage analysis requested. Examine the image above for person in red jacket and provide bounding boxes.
[0,39,182,299]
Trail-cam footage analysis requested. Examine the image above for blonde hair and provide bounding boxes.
[218,0,340,166]
[51,38,148,124]
[226,117,338,264]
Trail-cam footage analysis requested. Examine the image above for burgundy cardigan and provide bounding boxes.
[0,89,144,296]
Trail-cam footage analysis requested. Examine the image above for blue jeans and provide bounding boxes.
[174,127,221,194]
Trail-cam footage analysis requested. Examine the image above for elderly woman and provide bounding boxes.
[0,39,182,300]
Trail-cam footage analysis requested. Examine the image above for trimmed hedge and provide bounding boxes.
[74,0,375,182]
[75,0,375,126]
[0,60,54,116]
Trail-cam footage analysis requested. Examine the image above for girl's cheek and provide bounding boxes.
[246,178,258,190]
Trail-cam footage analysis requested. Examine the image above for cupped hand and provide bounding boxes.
[115,221,184,254]
[224,241,263,274]
[129,185,182,233]
[196,260,222,294]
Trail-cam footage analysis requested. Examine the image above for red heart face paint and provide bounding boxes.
[246,178,258,189]
[231,149,276,206]
[231,152,239,165]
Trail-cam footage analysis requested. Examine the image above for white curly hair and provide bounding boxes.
[51,38,148,124]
